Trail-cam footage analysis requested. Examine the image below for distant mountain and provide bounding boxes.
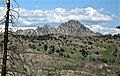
[57,20,95,37]
[116,26,120,29]
[16,20,96,37]
[37,25,58,35]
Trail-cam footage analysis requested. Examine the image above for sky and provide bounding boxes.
[16,0,119,27]
[0,0,120,34]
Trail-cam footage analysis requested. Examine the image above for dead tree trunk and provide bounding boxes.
[1,0,10,76]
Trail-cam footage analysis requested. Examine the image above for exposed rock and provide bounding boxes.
[37,25,57,35]
[16,20,96,37]
[57,20,95,37]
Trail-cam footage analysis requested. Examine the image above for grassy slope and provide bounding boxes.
[0,34,120,76]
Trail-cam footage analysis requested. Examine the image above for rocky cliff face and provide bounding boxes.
[37,25,58,35]
[16,20,96,37]
[57,20,95,37]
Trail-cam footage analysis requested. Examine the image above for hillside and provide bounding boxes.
[0,34,120,76]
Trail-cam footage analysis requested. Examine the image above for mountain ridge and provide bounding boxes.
[16,20,96,37]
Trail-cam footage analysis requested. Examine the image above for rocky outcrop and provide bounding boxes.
[37,25,57,35]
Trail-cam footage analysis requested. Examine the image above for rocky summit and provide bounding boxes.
[57,20,95,37]
[116,26,120,30]
[37,25,58,35]
[16,20,96,37]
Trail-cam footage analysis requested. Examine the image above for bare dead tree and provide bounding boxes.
[1,0,10,76]
[0,0,20,76]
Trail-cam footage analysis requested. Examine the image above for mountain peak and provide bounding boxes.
[58,20,95,36]
[59,20,84,29]
[116,26,120,29]
[16,20,96,37]
[37,24,58,35]
[68,20,81,24]
[43,25,51,28]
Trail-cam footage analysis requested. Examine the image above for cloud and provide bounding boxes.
[85,25,120,35]
[0,7,113,26]
[1,7,119,35]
